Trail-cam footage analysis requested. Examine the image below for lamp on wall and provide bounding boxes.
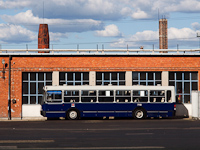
[1,59,6,79]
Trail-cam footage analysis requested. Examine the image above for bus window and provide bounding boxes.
[116,90,131,102]
[46,91,62,103]
[81,90,97,103]
[98,90,114,102]
[167,90,172,102]
[133,90,148,102]
[64,90,79,103]
[150,90,165,102]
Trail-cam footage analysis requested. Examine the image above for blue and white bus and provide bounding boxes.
[40,85,176,120]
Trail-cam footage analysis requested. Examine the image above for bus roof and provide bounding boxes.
[44,85,175,91]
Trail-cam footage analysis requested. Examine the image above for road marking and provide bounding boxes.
[0,146,17,149]
[0,140,54,143]
[17,146,165,149]
[126,133,154,135]
[1,127,200,131]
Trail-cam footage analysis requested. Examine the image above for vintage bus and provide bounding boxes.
[40,85,176,120]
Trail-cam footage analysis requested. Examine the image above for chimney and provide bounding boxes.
[159,18,168,53]
[38,24,49,53]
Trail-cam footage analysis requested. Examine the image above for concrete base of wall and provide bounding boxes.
[22,105,43,118]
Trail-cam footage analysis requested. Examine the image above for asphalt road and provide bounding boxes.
[0,118,200,150]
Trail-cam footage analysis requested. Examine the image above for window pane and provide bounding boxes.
[184,82,190,94]
[46,82,52,86]
[38,96,43,104]
[148,72,153,80]
[140,82,146,85]
[75,73,81,80]
[46,73,52,80]
[176,72,182,80]
[191,72,198,80]
[22,97,28,104]
[155,81,161,85]
[112,73,117,80]
[38,73,44,81]
[96,73,102,80]
[22,73,28,80]
[184,72,189,80]
[30,96,36,104]
[184,95,190,103]
[30,83,36,94]
[133,82,138,85]
[148,82,154,85]
[192,82,198,90]
[119,72,125,80]
[38,83,44,94]
[83,73,89,80]
[132,73,138,80]
[177,82,182,94]
[30,73,36,81]
[169,81,175,86]
[119,81,125,85]
[22,82,28,94]
[67,73,73,81]
[59,72,65,80]
[155,72,161,80]
[104,73,110,80]
[140,73,146,80]
[169,72,174,80]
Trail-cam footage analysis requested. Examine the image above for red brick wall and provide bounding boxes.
[0,55,200,118]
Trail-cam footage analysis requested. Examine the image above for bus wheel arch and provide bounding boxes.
[132,107,147,119]
[66,108,80,120]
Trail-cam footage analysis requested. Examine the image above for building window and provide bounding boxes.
[132,72,161,86]
[169,72,198,103]
[22,72,52,104]
[59,72,89,85]
[96,72,125,85]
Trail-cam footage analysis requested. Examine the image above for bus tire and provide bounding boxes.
[133,108,146,119]
[66,109,80,120]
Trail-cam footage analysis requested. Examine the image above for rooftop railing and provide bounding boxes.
[0,48,200,54]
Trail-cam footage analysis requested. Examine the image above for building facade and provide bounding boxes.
[0,49,199,118]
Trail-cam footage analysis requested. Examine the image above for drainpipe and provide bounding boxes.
[8,55,12,120]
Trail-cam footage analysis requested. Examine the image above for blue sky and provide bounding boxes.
[1,0,200,49]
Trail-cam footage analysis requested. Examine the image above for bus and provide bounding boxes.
[40,85,176,120]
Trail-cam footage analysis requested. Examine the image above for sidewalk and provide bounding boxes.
[0,117,47,121]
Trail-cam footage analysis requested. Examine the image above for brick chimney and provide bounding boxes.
[159,18,168,53]
[38,24,49,53]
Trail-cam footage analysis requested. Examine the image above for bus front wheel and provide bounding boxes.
[66,109,79,120]
[133,108,146,119]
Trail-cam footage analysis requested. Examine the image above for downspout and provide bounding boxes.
[8,55,12,120]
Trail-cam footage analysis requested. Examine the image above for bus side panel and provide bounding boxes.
[143,103,175,117]
[42,104,66,118]
[75,103,98,118]
[96,103,115,117]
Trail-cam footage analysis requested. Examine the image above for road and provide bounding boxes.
[0,118,200,150]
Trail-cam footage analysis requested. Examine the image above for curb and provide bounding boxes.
[0,117,47,121]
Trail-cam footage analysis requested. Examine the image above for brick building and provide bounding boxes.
[0,49,199,118]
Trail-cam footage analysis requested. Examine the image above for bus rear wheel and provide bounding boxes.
[67,109,79,120]
[133,108,146,119]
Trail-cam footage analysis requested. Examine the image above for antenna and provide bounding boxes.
[43,1,44,24]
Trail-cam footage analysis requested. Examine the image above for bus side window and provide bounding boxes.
[64,90,79,103]
[99,90,114,102]
[167,90,172,102]
[150,90,165,103]
[46,91,62,103]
